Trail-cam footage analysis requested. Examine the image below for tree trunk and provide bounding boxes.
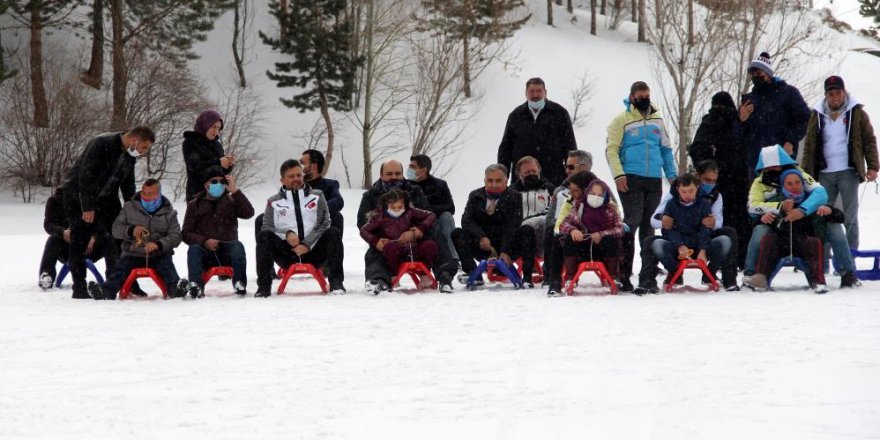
[678,97,689,175]
[360,0,374,188]
[318,88,335,179]
[278,0,288,41]
[656,0,662,29]
[30,6,49,128]
[110,0,126,129]
[687,0,694,46]
[82,0,104,89]
[567,0,573,14]
[591,0,597,35]
[601,0,607,15]
[462,33,472,98]
[547,0,553,26]
[631,0,637,22]
[232,0,247,88]
[637,0,646,42]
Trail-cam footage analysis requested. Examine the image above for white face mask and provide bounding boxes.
[387,208,405,218]
[127,147,141,158]
[587,194,604,208]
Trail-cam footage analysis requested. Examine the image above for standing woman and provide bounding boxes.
[183,109,234,201]
[688,92,749,269]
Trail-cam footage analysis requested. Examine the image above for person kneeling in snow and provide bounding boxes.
[88,179,189,300]
[360,189,439,294]
[651,174,731,288]
[554,172,625,296]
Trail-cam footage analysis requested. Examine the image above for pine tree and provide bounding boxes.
[0,0,16,86]
[419,0,530,97]
[860,0,880,26]
[260,0,361,174]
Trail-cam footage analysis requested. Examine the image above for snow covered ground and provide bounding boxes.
[3,2,880,438]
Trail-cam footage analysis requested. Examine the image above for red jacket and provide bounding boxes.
[360,207,436,248]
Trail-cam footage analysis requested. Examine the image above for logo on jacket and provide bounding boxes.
[652,128,660,135]
[305,197,317,210]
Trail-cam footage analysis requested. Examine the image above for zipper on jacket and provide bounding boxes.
[643,116,650,177]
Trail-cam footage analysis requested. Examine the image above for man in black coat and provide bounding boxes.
[451,164,525,286]
[408,154,457,292]
[357,159,430,293]
[38,187,117,289]
[498,77,577,186]
[63,126,154,299]
[301,149,345,234]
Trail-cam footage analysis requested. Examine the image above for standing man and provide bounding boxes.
[736,51,810,179]
[357,159,430,293]
[408,154,458,292]
[301,149,345,234]
[606,81,677,290]
[498,77,577,186]
[63,126,154,299]
[256,160,346,296]
[801,75,878,252]
[182,166,255,298]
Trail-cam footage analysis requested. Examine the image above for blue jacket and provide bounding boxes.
[661,189,712,251]
[606,99,677,180]
[735,77,810,175]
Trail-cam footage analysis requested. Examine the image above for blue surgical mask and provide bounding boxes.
[782,188,805,203]
[207,182,225,198]
[528,99,545,111]
[700,183,715,194]
[141,196,162,214]
[405,168,418,181]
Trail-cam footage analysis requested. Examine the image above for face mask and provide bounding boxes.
[782,188,805,203]
[700,183,716,194]
[382,180,404,191]
[485,189,504,199]
[586,194,604,208]
[207,182,225,198]
[386,208,405,219]
[752,77,772,93]
[527,99,545,111]
[763,169,781,186]
[524,174,541,186]
[632,98,651,112]
[140,196,161,214]
[127,147,141,157]
[405,168,419,181]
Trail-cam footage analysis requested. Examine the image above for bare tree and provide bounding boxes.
[637,0,646,41]
[547,0,554,26]
[591,0,597,35]
[567,70,595,129]
[231,0,254,88]
[214,84,266,189]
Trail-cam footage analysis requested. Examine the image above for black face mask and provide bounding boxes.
[752,77,772,94]
[524,174,541,188]
[632,98,651,112]
[382,179,404,191]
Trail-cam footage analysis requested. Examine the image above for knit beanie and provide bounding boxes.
[748,52,774,77]
[194,110,223,138]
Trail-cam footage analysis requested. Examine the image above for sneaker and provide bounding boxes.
[617,278,634,292]
[234,281,247,296]
[329,282,347,295]
[633,283,659,295]
[724,284,741,292]
[840,271,861,288]
[439,283,453,294]
[173,279,190,298]
[254,286,271,298]
[456,272,471,285]
[467,278,485,290]
[547,283,563,297]
[366,279,390,295]
[521,281,535,289]
[743,274,767,290]
[39,272,53,290]
[87,281,105,300]
[812,283,829,294]
[188,282,204,299]
[129,283,148,297]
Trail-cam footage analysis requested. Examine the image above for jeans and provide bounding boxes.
[652,236,731,275]
[187,241,247,289]
[432,212,459,284]
[745,222,854,275]
[819,169,860,248]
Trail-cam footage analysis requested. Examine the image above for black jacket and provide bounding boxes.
[306,177,344,215]
[183,189,255,245]
[44,188,67,239]
[461,187,523,255]
[497,100,577,186]
[183,130,229,201]
[62,132,136,214]
[356,180,430,228]
[413,175,455,216]
[661,187,712,251]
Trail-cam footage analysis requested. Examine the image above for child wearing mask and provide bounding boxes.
[360,189,439,291]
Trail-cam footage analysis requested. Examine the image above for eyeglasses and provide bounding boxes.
[565,163,584,170]
[209,178,227,185]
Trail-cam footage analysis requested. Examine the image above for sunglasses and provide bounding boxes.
[209,178,228,185]
[565,163,584,170]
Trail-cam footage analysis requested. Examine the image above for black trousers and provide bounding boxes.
[39,233,116,281]
[256,228,344,289]
[451,226,536,278]
[617,174,662,278]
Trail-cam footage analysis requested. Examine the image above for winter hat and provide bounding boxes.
[748,52,774,77]
[194,109,224,138]
[778,168,804,187]
[710,91,736,109]
[203,165,227,183]
[824,75,845,92]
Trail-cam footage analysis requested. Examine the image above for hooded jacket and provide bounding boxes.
[262,185,330,249]
[650,181,723,230]
[606,99,677,180]
[112,195,182,258]
[182,189,255,246]
[356,179,430,228]
[748,145,828,217]
[801,93,879,182]
[460,187,523,255]
[360,207,437,248]
[498,99,577,186]
[735,77,811,174]
[511,175,556,220]
[559,180,624,238]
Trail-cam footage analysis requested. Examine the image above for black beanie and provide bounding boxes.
[711,92,736,109]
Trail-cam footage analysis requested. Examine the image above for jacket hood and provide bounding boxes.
[813,92,859,115]
[582,179,612,207]
[622,97,659,115]
[755,144,797,172]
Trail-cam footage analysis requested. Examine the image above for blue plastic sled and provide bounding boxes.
[466,259,523,289]
[55,259,104,287]
[850,249,880,281]
[768,256,810,287]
